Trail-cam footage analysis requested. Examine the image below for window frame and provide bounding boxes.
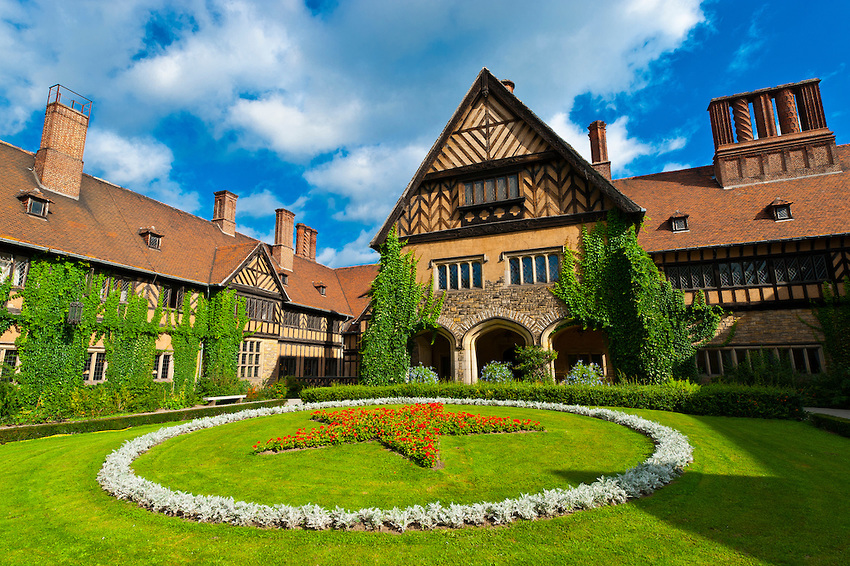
[460,173,521,207]
[152,352,173,381]
[503,248,561,286]
[433,255,485,292]
[237,340,262,380]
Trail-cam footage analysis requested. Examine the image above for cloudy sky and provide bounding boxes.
[1,0,848,267]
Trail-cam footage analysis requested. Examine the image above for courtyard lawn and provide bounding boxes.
[0,406,847,565]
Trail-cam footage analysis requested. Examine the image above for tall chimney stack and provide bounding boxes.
[33,85,92,199]
[588,120,612,180]
[295,223,317,261]
[212,190,238,236]
[272,208,295,272]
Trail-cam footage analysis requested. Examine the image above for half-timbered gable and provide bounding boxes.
[378,68,639,248]
[211,242,287,339]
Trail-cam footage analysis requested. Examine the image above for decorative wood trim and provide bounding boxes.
[401,210,608,245]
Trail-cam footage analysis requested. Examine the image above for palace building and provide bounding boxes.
[3,71,847,387]
[0,85,376,387]
[373,69,847,383]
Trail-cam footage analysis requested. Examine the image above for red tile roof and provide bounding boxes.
[614,144,850,253]
[0,139,374,316]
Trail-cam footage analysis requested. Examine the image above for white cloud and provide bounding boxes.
[85,128,201,212]
[228,96,361,159]
[304,143,428,223]
[662,162,691,172]
[316,229,379,268]
[85,129,173,186]
[236,189,309,220]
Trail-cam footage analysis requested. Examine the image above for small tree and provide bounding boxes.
[513,345,557,383]
[361,227,443,385]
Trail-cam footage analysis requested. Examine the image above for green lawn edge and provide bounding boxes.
[0,399,289,444]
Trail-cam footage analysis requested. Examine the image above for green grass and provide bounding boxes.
[0,405,848,565]
[131,406,651,509]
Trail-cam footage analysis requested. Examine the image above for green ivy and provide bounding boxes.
[1,253,251,422]
[199,289,248,393]
[811,280,850,406]
[0,278,14,336]
[361,227,444,386]
[169,292,208,399]
[101,286,163,388]
[552,210,723,384]
[13,256,104,414]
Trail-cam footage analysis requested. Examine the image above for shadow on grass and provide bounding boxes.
[626,414,850,565]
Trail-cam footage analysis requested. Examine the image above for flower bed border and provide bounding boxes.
[97,397,694,532]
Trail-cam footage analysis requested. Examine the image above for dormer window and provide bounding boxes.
[769,198,793,221]
[670,211,689,232]
[314,282,327,296]
[139,227,163,250]
[17,189,51,218]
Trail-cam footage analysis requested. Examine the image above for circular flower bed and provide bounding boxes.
[97,397,694,532]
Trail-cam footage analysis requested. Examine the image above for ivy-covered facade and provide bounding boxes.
[372,69,850,383]
[0,85,376,392]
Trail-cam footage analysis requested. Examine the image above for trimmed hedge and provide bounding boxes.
[0,399,289,444]
[808,413,850,438]
[300,382,805,420]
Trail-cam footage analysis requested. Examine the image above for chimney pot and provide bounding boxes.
[212,190,238,236]
[501,79,515,93]
[588,120,612,180]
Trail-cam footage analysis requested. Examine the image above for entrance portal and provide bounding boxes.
[474,327,527,381]
[551,325,609,381]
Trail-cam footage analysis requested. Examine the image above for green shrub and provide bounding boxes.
[808,412,850,438]
[479,361,513,383]
[300,381,805,419]
[196,375,249,398]
[0,382,20,421]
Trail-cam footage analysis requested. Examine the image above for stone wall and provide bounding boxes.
[437,278,568,343]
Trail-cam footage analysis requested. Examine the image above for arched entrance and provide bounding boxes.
[463,319,532,383]
[550,325,610,381]
[411,330,454,381]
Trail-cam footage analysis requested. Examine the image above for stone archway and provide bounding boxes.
[411,329,455,381]
[462,319,533,383]
[547,324,610,381]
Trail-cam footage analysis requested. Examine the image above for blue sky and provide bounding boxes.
[1,0,848,267]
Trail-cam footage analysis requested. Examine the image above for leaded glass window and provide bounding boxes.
[509,258,520,285]
[548,255,560,282]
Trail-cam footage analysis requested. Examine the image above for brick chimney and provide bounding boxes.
[295,222,317,261]
[33,85,92,200]
[588,120,612,180]
[707,78,840,188]
[212,190,238,236]
[272,208,295,272]
[501,79,515,94]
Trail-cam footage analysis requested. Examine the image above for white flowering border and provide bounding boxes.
[97,397,693,532]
